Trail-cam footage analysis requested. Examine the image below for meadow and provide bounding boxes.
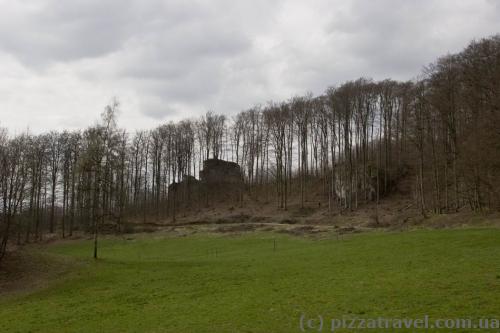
[0,229,499,332]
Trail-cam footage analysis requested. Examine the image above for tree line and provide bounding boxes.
[1,35,499,261]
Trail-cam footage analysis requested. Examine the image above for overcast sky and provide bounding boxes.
[0,0,499,133]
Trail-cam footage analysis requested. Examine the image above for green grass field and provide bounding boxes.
[1,229,499,332]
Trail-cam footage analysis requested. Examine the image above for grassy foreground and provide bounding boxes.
[0,229,499,332]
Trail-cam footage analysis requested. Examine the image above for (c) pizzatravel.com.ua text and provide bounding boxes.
[299,314,500,332]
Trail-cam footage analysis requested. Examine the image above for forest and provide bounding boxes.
[1,35,499,262]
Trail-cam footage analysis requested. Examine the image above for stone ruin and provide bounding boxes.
[199,159,243,186]
[199,159,244,203]
[168,175,199,194]
[168,159,244,205]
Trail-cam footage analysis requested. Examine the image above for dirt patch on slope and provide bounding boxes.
[0,248,79,297]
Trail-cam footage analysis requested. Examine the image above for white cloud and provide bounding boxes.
[0,0,499,133]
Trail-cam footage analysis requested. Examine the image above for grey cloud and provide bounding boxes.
[140,99,179,120]
[0,0,499,132]
[119,24,251,81]
[0,0,207,66]
[0,1,132,65]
